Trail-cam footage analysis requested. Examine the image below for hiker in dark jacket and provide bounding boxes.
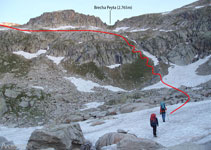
[160,101,167,122]
[150,113,159,137]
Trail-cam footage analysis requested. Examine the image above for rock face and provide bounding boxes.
[25,10,107,28]
[26,123,85,150]
[113,0,211,65]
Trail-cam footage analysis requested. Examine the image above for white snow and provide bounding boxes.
[141,50,159,66]
[113,27,130,32]
[143,55,211,90]
[1,100,211,149]
[195,6,206,9]
[79,100,211,147]
[106,64,121,69]
[47,25,77,30]
[130,28,150,32]
[31,86,44,90]
[64,77,126,92]
[159,29,174,32]
[80,102,105,111]
[0,126,42,150]
[46,55,64,65]
[13,50,47,59]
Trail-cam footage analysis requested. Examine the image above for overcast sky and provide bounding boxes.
[1,0,197,25]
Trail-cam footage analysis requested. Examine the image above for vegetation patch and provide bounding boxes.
[0,52,32,77]
[64,61,105,80]
[0,84,50,118]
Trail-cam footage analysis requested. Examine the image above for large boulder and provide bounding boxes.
[117,137,164,150]
[26,123,85,150]
[0,98,7,117]
[95,132,137,150]
[0,136,17,150]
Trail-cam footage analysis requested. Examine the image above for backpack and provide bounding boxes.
[150,113,156,124]
[160,102,166,110]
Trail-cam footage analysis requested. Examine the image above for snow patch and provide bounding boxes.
[143,55,211,90]
[64,77,126,93]
[106,64,121,69]
[46,55,64,65]
[31,86,44,90]
[47,26,77,30]
[130,28,150,32]
[141,50,159,66]
[113,27,130,32]
[195,6,206,9]
[159,29,174,32]
[13,50,47,59]
[80,102,104,111]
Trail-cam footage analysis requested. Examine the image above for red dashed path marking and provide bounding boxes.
[0,24,190,114]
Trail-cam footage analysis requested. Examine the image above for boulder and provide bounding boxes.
[4,89,20,98]
[0,136,17,150]
[80,140,93,150]
[0,98,7,117]
[117,138,164,150]
[19,101,29,108]
[26,123,85,150]
[95,132,137,150]
[119,103,149,114]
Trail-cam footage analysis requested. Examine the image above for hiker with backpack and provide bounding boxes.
[160,101,167,122]
[150,113,159,137]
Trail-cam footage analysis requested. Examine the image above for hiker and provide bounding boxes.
[160,101,167,122]
[150,113,159,137]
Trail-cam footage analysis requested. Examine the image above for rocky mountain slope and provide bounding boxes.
[0,0,210,128]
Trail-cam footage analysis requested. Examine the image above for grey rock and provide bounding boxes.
[95,132,137,150]
[19,101,29,108]
[0,98,7,117]
[117,129,127,134]
[26,123,85,150]
[117,138,164,150]
[4,89,20,98]
[0,136,17,150]
[80,140,92,150]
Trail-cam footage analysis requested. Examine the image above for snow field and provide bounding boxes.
[79,100,211,147]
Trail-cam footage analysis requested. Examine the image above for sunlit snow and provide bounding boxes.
[113,27,130,32]
[0,100,211,149]
[46,55,64,65]
[80,100,211,147]
[106,64,121,69]
[64,77,126,92]
[31,86,44,90]
[13,50,47,59]
[143,55,211,90]
[80,102,105,111]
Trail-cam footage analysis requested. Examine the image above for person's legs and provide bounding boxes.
[162,112,166,122]
[153,126,157,137]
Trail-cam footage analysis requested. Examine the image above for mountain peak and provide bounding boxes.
[25,9,107,28]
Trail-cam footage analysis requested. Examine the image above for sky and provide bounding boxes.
[1,0,197,25]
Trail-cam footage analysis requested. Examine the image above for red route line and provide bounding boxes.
[0,24,190,114]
